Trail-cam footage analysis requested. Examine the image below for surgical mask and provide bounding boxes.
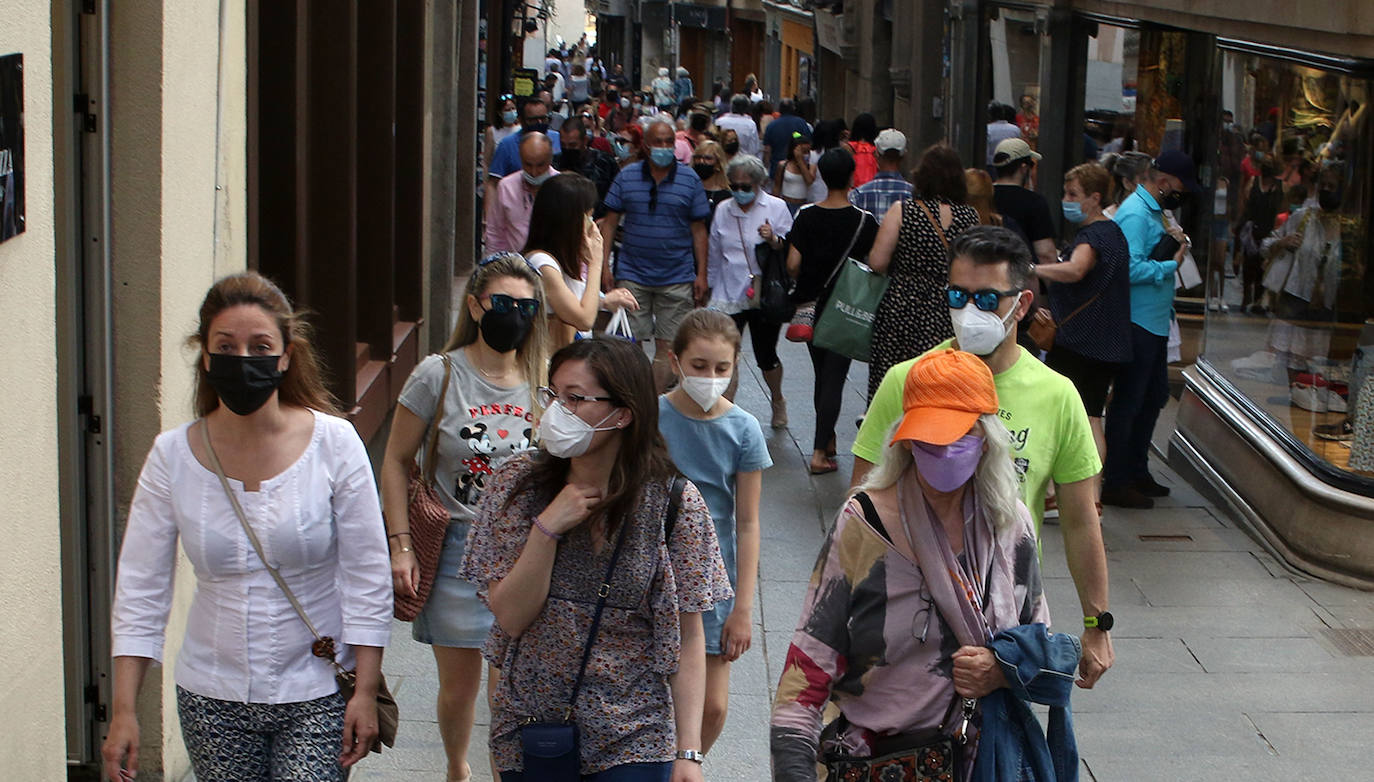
[732,189,756,206]
[621,97,631,108]
[522,169,553,188]
[693,163,716,180]
[502,110,518,125]
[1318,188,1343,211]
[679,374,731,413]
[950,292,1020,356]
[478,306,533,354]
[911,434,985,493]
[206,353,286,416]
[524,121,550,136]
[723,140,740,155]
[649,146,677,168]
[538,401,619,458]
[1062,200,1085,224]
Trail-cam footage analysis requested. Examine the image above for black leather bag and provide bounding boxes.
[756,241,796,324]
[518,478,688,780]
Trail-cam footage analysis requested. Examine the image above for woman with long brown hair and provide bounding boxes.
[104,272,392,781]
[866,143,980,401]
[461,337,732,781]
[381,252,551,782]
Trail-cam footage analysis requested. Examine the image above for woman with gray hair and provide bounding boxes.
[707,154,795,426]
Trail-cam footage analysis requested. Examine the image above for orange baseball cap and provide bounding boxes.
[890,349,999,446]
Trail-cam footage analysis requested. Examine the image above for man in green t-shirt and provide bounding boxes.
[850,225,1114,688]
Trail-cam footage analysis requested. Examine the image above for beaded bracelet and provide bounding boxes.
[532,516,563,541]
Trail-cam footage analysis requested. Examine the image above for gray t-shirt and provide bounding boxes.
[397,350,538,522]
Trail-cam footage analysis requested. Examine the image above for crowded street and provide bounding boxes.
[8,2,1374,781]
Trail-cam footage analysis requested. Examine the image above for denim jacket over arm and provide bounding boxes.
[971,623,1081,782]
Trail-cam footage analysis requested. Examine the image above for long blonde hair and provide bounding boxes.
[857,413,1022,533]
[443,252,551,412]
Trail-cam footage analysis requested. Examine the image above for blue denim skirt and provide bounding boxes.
[411,521,495,648]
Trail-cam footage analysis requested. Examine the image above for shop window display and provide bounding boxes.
[985,7,1043,162]
[1206,51,1372,478]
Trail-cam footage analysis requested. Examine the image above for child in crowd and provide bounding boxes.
[658,310,772,754]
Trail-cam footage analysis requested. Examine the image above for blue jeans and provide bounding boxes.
[501,762,673,781]
[1104,323,1169,489]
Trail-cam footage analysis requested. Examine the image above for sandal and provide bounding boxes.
[809,459,839,475]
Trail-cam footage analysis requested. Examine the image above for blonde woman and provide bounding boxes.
[381,252,551,782]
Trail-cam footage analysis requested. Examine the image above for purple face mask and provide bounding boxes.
[911,433,985,492]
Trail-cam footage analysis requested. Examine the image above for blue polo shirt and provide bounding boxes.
[604,161,711,287]
[1113,187,1178,337]
[489,129,562,179]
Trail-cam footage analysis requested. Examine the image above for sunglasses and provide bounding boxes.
[729,182,753,192]
[945,285,1021,312]
[482,293,540,318]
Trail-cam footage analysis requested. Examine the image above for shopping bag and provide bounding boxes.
[605,307,636,342]
[811,260,888,362]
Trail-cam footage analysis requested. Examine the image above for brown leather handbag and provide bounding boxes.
[1027,294,1098,353]
[394,354,455,622]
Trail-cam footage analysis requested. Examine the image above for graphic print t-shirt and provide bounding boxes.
[397,350,538,522]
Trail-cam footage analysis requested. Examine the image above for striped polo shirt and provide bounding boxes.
[605,160,711,287]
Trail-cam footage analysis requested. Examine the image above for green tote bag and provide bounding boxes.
[812,256,888,362]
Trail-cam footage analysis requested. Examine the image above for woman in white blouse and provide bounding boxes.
[102,272,392,782]
[706,154,794,427]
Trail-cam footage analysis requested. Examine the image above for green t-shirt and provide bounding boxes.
[852,341,1101,534]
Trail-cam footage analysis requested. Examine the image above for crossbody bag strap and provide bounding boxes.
[199,420,346,675]
[564,477,686,717]
[915,199,949,249]
[1055,291,1102,329]
[822,208,868,290]
[421,353,456,486]
[734,214,762,278]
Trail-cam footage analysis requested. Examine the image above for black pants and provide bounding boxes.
[807,343,851,453]
[1104,324,1169,489]
[731,310,782,371]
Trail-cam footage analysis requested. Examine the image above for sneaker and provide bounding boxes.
[1208,298,1220,312]
[1232,351,1277,382]
[1219,300,1230,313]
[1042,495,1060,523]
[1291,382,1324,412]
[1135,474,1171,497]
[1325,387,1348,414]
[1315,419,1355,441]
[1101,485,1154,509]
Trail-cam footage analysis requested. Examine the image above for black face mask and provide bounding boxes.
[1159,191,1185,210]
[693,163,716,181]
[1318,188,1343,211]
[479,307,533,354]
[690,114,710,132]
[723,140,740,155]
[206,353,286,416]
[560,148,583,169]
[524,121,550,136]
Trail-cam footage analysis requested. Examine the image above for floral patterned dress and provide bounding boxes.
[460,453,734,775]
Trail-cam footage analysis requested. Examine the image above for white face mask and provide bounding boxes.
[538,401,619,458]
[949,292,1021,356]
[679,374,731,413]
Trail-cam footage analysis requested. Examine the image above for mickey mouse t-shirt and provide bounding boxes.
[397,349,538,523]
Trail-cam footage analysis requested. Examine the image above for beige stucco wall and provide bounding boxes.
[108,0,246,777]
[0,3,66,779]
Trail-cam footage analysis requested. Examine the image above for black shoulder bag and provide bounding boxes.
[520,478,687,779]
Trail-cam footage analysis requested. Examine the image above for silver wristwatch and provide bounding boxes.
[675,749,705,764]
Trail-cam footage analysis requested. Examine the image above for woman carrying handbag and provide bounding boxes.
[461,337,733,781]
[103,272,393,782]
[380,252,552,782]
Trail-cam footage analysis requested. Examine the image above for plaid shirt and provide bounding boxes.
[848,171,913,223]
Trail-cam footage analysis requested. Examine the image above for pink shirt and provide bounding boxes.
[485,167,558,253]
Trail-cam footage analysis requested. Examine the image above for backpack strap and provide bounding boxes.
[852,491,891,544]
[663,476,688,543]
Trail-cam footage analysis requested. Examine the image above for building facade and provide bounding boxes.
[3,1,474,777]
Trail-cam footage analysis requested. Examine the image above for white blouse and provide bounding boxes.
[111,410,392,704]
[706,191,794,314]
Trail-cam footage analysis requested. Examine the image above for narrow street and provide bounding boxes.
[350,338,1374,782]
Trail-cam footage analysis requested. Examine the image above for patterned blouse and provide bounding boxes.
[770,495,1047,782]
[460,454,734,775]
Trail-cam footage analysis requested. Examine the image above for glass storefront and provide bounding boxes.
[986,6,1044,158]
[1204,50,1374,480]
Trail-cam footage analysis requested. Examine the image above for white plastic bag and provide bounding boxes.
[605,307,636,342]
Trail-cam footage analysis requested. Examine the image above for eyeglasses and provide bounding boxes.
[945,285,1021,312]
[728,182,753,192]
[913,594,934,644]
[482,293,540,318]
[537,386,614,411]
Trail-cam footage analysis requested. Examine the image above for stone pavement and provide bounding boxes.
[350,338,1374,782]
